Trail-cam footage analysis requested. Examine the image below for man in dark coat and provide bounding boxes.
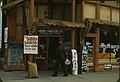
[51,41,68,77]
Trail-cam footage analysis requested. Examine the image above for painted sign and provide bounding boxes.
[38,29,63,35]
[24,35,38,54]
[104,64,112,70]
[8,44,24,65]
[71,49,78,75]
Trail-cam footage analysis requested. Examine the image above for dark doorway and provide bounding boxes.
[48,37,60,70]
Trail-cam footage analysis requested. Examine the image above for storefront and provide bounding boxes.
[35,19,86,71]
[83,18,119,72]
[3,18,86,71]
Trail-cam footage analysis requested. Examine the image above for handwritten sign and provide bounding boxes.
[24,35,38,54]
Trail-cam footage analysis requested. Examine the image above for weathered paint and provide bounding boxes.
[112,8,119,23]
[100,6,110,21]
[84,3,96,19]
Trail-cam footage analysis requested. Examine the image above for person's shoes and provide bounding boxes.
[51,74,57,77]
[63,74,68,77]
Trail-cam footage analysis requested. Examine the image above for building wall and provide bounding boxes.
[84,3,96,19]
[83,1,119,72]
[76,3,81,22]
[100,6,110,21]
[112,8,119,22]
[16,7,23,41]
[64,5,72,21]
[35,5,72,21]
[37,6,46,19]
[83,1,119,22]
[105,1,118,7]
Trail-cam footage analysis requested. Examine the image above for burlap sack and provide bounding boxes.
[28,61,39,78]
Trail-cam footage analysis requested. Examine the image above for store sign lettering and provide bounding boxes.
[38,29,63,35]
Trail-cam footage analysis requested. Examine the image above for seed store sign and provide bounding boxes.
[24,35,38,54]
[38,29,63,35]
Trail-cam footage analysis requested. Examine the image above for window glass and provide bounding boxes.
[64,30,71,49]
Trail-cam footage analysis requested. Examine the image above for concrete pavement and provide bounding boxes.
[0,70,119,82]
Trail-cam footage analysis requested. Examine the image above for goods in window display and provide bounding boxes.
[97,44,119,71]
[82,42,94,72]
[98,53,116,59]
[82,46,88,72]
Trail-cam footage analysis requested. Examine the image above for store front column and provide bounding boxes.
[94,27,100,72]
[28,0,34,62]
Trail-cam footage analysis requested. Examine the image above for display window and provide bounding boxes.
[82,40,93,72]
[8,44,24,66]
[97,28,119,71]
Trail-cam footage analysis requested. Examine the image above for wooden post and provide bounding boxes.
[81,1,84,22]
[72,0,75,22]
[71,0,76,48]
[28,0,34,62]
[96,1,100,19]
[95,2,100,72]
[95,27,100,72]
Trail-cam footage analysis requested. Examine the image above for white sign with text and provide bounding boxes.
[24,35,38,54]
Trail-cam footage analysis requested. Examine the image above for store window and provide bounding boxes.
[82,38,93,72]
[8,44,24,66]
[98,28,119,71]
[64,30,71,50]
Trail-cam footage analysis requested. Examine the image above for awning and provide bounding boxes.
[85,18,119,27]
[1,0,24,10]
[38,18,86,28]
[81,18,119,37]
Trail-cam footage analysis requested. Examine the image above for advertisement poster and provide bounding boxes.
[8,44,24,65]
[24,35,38,54]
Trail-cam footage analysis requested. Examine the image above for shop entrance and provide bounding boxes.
[37,37,62,70]
[48,37,60,70]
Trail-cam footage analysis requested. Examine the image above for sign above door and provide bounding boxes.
[38,29,63,35]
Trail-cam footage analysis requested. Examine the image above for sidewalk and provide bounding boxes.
[0,70,119,82]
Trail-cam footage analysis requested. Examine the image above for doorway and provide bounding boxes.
[37,36,62,70]
[48,37,60,70]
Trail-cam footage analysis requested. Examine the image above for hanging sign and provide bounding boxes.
[24,35,38,54]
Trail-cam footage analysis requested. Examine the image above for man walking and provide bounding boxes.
[51,41,68,77]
